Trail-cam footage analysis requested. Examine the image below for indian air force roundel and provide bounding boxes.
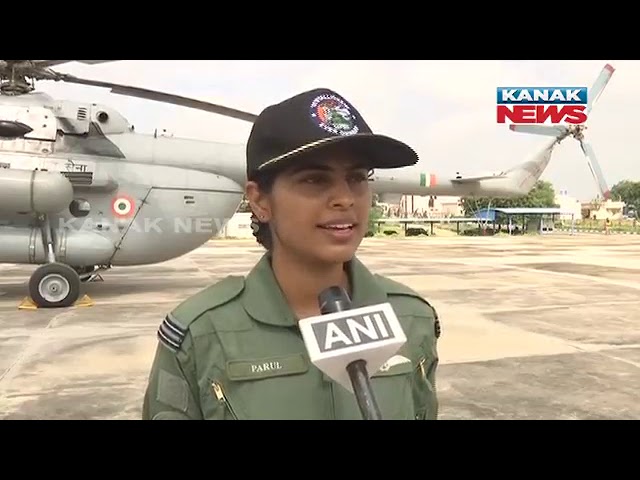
[111,195,136,218]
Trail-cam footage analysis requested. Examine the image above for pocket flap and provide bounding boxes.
[226,353,309,381]
[320,355,415,383]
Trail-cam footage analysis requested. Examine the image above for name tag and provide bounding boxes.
[226,353,309,381]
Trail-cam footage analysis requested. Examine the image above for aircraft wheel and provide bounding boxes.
[28,263,81,309]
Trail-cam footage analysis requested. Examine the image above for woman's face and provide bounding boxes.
[248,149,372,266]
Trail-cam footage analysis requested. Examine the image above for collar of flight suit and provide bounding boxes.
[242,253,389,327]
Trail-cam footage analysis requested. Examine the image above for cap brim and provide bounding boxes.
[256,133,419,173]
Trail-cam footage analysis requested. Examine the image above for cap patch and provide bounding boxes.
[310,94,359,136]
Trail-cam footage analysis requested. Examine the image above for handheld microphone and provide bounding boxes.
[298,285,407,420]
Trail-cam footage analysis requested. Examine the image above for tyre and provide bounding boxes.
[28,263,81,308]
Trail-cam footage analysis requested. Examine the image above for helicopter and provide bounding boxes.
[0,60,614,308]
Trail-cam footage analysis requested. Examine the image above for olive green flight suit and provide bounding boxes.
[142,254,441,420]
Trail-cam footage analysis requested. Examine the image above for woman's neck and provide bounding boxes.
[270,248,350,320]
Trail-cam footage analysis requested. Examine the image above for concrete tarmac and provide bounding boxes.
[1,233,639,420]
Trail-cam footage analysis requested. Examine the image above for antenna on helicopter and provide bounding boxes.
[0,60,259,123]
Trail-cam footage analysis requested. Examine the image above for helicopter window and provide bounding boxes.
[69,199,91,218]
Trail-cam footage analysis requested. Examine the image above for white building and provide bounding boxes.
[581,198,626,220]
[555,189,582,221]
[216,212,254,239]
[555,189,626,221]
[386,195,463,218]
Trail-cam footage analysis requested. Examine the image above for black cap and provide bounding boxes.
[246,88,419,179]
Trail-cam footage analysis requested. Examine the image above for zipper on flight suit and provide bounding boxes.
[211,381,239,420]
[418,356,426,378]
[417,356,438,419]
[329,381,336,419]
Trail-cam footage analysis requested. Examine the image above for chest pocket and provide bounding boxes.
[205,352,331,420]
[332,355,426,420]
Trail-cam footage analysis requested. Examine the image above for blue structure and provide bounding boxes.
[474,207,574,219]
[473,207,576,234]
[474,208,497,221]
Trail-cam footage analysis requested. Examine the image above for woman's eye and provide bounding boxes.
[302,174,327,184]
[298,171,368,185]
[349,172,369,183]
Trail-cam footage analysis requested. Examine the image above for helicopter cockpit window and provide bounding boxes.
[69,199,91,218]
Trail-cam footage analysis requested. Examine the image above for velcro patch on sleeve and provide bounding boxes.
[157,313,187,353]
[157,369,189,412]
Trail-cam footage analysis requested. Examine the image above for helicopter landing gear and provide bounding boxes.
[74,266,105,284]
[26,213,82,308]
[28,262,81,308]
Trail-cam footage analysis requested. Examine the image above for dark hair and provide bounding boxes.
[249,170,276,251]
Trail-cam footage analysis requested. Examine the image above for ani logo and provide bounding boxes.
[310,94,359,136]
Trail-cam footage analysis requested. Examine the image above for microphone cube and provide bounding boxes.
[298,302,407,393]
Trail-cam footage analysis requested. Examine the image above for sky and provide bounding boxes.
[34,60,640,202]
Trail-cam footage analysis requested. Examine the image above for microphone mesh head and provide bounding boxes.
[318,286,352,314]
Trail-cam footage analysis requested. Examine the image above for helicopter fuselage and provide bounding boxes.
[0,151,245,268]
[0,92,247,270]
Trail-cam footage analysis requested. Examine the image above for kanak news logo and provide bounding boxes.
[496,87,588,125]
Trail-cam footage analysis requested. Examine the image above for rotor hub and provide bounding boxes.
[568,124,587,140]
[0,80,33,95]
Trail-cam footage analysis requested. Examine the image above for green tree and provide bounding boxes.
[367,193,382,236]
[610,180,640,214]
[461,180,558,216]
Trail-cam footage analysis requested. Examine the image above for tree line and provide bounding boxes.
[460,179,640,218]
[610,180,640,214]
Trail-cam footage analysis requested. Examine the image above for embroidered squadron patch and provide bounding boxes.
[157,313,187,352]
[310,94,359,136]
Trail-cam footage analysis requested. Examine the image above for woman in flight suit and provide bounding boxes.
[142,88,441,420]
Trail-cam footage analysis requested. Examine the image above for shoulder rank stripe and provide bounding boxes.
[157,313,187,352]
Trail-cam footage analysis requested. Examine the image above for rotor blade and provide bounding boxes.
[32,60,117,68]
[53,73,258,123]
[579,138,610,199]
[509,124,568,137]
[586,63,615,114]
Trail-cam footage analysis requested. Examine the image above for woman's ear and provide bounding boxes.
[245,181,271,223]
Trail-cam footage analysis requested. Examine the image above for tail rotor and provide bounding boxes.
[508,63,615,200]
